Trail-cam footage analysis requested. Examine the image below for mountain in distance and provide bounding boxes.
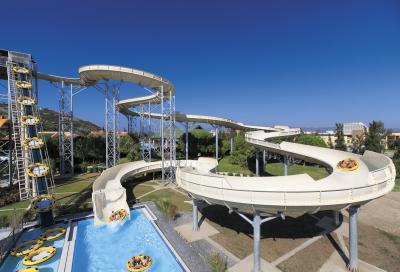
[0,103,101,135]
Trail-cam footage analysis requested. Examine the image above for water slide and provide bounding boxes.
[35,65,396,225]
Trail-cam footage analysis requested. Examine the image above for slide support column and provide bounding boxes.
[215,126,219,160]
[348,206,359,271]
[255,149,260,177]
[283,155,288,176]
[235,211,282,272]
[192,199,199,231]
[230,128,234,154]
[185,122,189,162]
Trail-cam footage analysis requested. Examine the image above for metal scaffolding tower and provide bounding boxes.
[95,82,120,168]
[160,86,176,182]
[130,86,176,182]
[2,51,54,201]
[58,81,73,175]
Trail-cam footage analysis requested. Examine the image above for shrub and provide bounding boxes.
[209,250,227,272]
[157,198,178,220]
[393,159,400,177]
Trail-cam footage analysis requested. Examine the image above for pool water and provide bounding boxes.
[0,225,66,272]
[72,209,185,272]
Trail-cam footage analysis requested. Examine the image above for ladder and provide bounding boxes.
[7,62,30,200]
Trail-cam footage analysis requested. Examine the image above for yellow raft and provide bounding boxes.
[13,66,30,74]
[40,227,66,241]
[22,246,56,266]
[26,163,49,178]
[21,115,40,126]
[109,209,127,222]
[336,158,359,171]
[126,255,152,272]
[16,80,32,89]
[10,239,44,257]
[31,194,55,212]
[18,267,40,272]
[23,137,45,149]
[17,96,36,106]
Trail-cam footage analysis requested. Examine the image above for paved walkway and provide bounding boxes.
[358,192,400,235]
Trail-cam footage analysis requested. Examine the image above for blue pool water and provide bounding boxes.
[0,224,66,272]
[72,209,185,272]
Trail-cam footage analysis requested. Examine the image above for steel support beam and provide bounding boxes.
[235,211,282,272]
[104,83,120,168]
[348,206,359,271]
[283,155,289,176]
[230,128,234,154]
[214,126,219,160]
[192,199,199,231]
[255,149,260,177]
[185,122,189,161]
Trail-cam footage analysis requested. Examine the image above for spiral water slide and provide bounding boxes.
[37,66,396,227]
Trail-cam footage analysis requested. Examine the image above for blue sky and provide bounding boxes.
[2,0,399,129]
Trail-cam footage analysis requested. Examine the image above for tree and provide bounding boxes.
[328,136,334,149]
[351,133,365,154]
[364,121,385,153]
[295,133,328,148]
[229,134,255,168]
[334,123,347,151]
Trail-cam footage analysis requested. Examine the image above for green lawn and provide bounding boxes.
[139,188,192,212]
[0,173,98,227]
[217,156,253,175]
[265,162,329,180]
[395,178,400,192]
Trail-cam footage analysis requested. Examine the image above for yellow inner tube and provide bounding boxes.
[18,267,40,272]
[40,227,66,241]
[22,246,56,266]
[12,66,30,74]
[16,80,32,89]
[109,209,127,222]
[23,137,45,149]
[31,194,55,212]
[21,115,40,126]
[10,239,44,257]
[26,163,49,178]
[127,255,152,272]
[17,96,36,106]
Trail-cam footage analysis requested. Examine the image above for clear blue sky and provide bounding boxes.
[2,0,399,129]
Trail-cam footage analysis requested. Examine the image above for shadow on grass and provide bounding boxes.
[200,204,341,240]
[124,173,160,204]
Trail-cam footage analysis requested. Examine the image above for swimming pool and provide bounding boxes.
[0,224,66,272]
[72,208,185,272]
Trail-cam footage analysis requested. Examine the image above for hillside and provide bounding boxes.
[0,103,101,135]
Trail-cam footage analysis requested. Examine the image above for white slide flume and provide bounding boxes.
[35,64,396,223]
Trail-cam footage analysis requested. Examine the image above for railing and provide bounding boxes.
[0,208,26,263]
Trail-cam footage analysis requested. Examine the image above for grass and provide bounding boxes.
[217,156,253,175]
[139,188,192,212]
[0,173,99,227]
[132,184,155,197]
[217,156,329,180]
[265,162,329,180]
[394,178,400,192]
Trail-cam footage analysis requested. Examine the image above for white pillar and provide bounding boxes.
[230,128,234,154]
[255,149,260,177]
[348,206,359,271]
[215,126,219,160]
[185,122,189,161]
[283,155,288,176]
[253,212,261,272]
[192,199,199,231]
